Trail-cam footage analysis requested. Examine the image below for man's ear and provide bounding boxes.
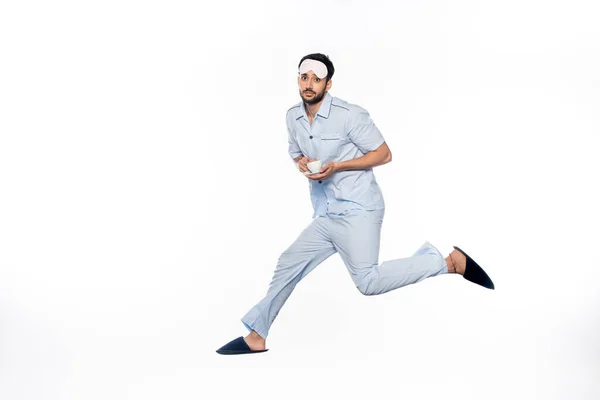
[326,79,333,91]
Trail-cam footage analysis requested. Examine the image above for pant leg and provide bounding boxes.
[241,216,337,339]
[329,209,448,296]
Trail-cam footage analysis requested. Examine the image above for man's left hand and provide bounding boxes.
[306,162,339,181]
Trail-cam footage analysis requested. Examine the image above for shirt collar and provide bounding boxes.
[317,92,333,118]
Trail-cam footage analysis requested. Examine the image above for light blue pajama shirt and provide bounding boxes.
[241,92,448,339]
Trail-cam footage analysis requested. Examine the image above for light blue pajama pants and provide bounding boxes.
[241,208,448,339]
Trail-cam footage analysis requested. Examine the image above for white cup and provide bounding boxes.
[307,160,322,173]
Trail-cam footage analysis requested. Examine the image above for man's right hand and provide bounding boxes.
[296,156,314,173]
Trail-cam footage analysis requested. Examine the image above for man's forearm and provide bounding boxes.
[293,154,305,163]
[335,147,391,172]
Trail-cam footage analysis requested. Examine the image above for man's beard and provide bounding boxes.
[300,88,326,105]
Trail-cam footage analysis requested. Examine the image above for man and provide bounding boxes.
[216,53,494,355]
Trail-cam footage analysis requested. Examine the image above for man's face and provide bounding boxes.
[298,70,332,105]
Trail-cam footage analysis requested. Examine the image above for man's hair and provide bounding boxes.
[298,53,335,82]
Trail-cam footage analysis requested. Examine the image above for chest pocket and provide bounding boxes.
[319,133,342,159]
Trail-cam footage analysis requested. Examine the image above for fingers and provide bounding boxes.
[307,170,329,180]
[298,157,315,173]
[299,158,325,176]
[311,164,335,179]
[320,164,334,174]
[297,158,307,171]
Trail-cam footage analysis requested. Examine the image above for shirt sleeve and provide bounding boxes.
[287,115,303,160]
[347,106,385,154]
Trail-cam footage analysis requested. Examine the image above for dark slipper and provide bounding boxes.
[216,336,269,355]
[453,246,495,290]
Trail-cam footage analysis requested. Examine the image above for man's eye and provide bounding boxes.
[315,78,320,83]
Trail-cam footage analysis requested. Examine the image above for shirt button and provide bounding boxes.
[318,180,322,184]
[309,135,313,139]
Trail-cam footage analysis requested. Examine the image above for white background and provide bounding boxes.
[1,1,599,399]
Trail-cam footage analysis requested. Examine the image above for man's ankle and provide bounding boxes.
[248,331,265,342]
[445,255,456,273]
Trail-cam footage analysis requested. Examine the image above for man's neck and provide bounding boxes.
[304,98,324,123]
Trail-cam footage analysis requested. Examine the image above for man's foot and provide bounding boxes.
[244,330,266,351]
[446,249,466,275]
[216,336,269,355]
[452,246,495,290]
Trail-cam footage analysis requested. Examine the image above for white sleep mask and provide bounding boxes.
[298,59,328,79]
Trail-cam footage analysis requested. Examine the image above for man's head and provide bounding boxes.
[297,53,334,105]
